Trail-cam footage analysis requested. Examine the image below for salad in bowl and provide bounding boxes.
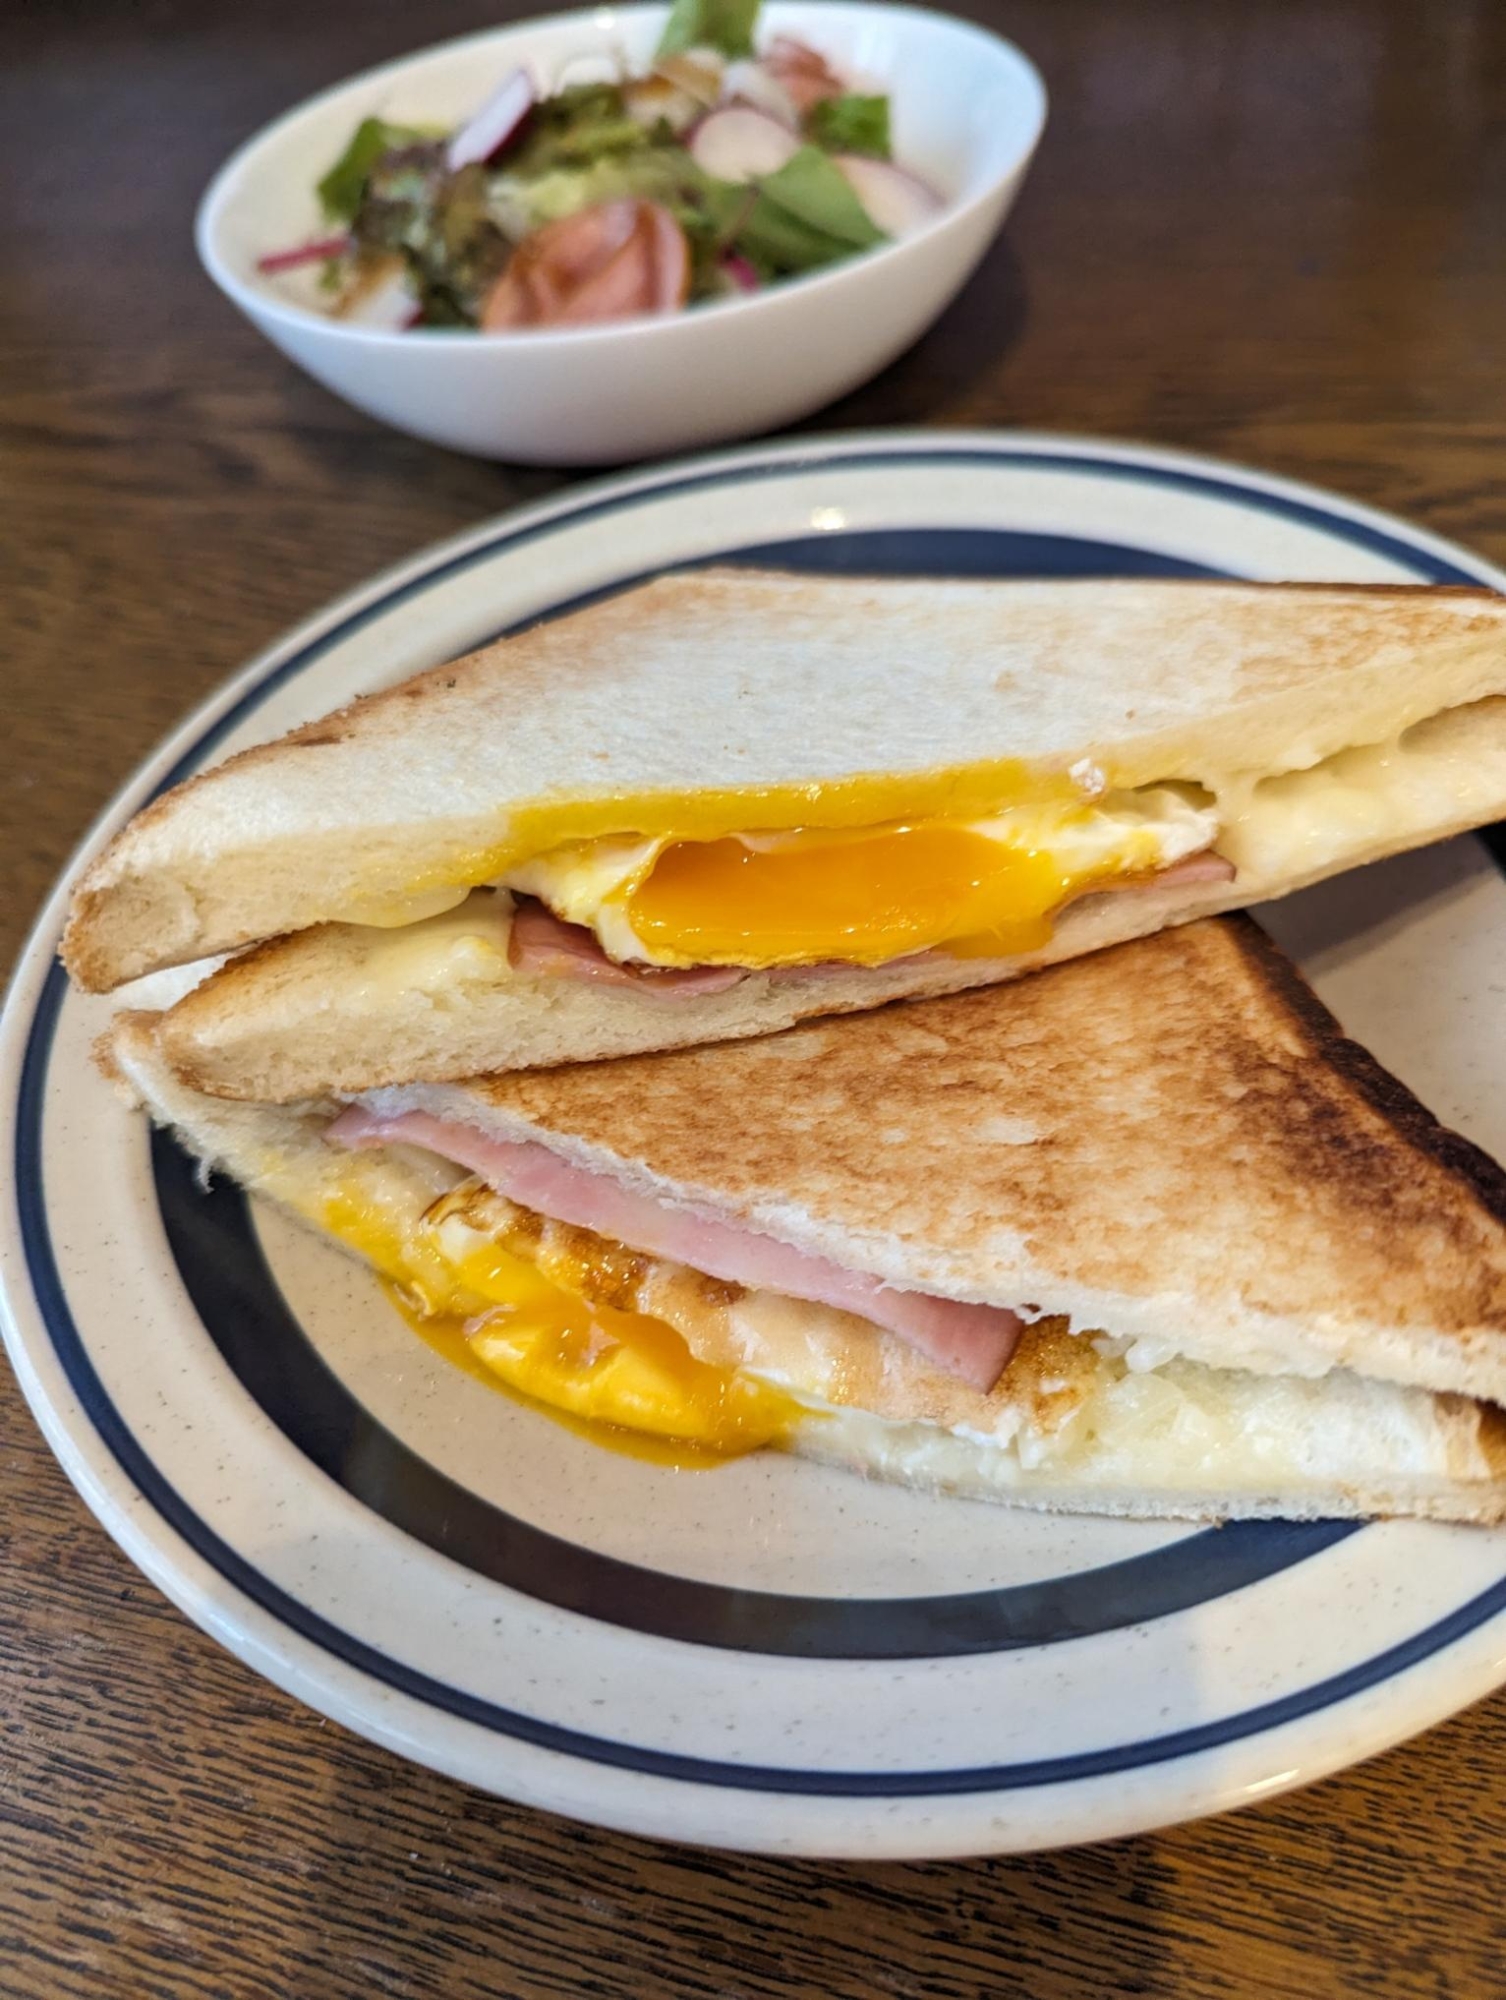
[258,0,944,331]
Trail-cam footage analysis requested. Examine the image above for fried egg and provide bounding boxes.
[500,786,1220,968]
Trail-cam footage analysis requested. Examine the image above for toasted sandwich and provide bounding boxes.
[66,571,1506,1102]
[103,917,1506,1523]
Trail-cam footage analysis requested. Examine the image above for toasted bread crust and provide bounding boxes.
[1227,916,1506,1233]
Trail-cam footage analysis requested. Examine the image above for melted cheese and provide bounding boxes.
[502,788,1218,969]
[1213,697,1506,882]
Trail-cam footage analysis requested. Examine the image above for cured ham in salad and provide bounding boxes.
[257,0,944,330]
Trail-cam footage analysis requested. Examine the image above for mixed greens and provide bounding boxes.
[258,0,942,330]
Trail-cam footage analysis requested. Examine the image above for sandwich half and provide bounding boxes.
[104,917,1506,1523]
[68,570,1506,1102]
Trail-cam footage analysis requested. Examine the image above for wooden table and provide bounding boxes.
[4,0,1505,1991]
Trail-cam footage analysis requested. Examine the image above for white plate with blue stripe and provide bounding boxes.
[5,430,1506,1858]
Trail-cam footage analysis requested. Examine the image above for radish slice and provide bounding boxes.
[721,59,800,128]
[256,233,352,275]
[720,252,760,293]
[336,260,420,330]
[689,104,800,183]
[655,51,725,107]
[446,68,534,171]
[831,154,943,237]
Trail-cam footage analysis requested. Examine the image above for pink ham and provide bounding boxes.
[760,35,846,113]
[481,200,689,331]
[330,1106,1021,1391]
[1138,851,1236,890]
[1067,850,1237,905]
[508,899,746,996]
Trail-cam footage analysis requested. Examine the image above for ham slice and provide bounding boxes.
[509,900,746,995]
[330,1105,1021,1391]
[760,36,847,113]
[482,199,690,331]
[1063,850,1237,910]
[1122,851,1236,891]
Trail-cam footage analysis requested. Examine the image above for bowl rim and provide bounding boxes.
[194,0,1048,352]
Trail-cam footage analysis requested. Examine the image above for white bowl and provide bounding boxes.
[195,3,1046,464]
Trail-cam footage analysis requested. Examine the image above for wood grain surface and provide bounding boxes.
[4,0,1506,1992]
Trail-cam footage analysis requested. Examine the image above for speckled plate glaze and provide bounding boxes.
[5,432,1506,1859]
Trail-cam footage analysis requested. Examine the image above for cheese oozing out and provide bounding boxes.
[501,786,1219,970]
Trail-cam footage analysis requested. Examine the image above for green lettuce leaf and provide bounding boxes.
[490,147,711,236]
[318,117,431,224]
[732,144,885,272]
[656,0,761,59]
[807,93,891,159]
[503,83,652,176]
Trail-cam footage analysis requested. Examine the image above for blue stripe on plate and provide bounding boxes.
[17,441,1506,1795]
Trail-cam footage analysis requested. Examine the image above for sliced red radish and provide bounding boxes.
[446,67,534,171]
[689,104,800,183]
[655,51,725,106]
[721,59,800,128]
[335,258,420,329]
[256,233,352,275]
[622,71,704,135]
[720,251,761,293]
[832,154,943,237]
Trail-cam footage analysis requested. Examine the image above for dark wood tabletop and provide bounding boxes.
[5,0,1506,1992]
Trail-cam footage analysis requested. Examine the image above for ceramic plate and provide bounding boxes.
[5,432,1506,1859]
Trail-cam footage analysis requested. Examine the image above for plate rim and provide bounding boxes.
[6,427,1506,1857]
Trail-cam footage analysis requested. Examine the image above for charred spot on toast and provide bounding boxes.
[1228,915,1506,1239]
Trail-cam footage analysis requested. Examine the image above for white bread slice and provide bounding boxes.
[103,1007,1506,1524]
[64,574,1506,991]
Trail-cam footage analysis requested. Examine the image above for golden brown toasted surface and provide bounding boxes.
[449,915,1506,1348]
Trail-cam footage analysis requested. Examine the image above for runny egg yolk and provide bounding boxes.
[319,1185,803,1465]
[623,820,1120,967]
